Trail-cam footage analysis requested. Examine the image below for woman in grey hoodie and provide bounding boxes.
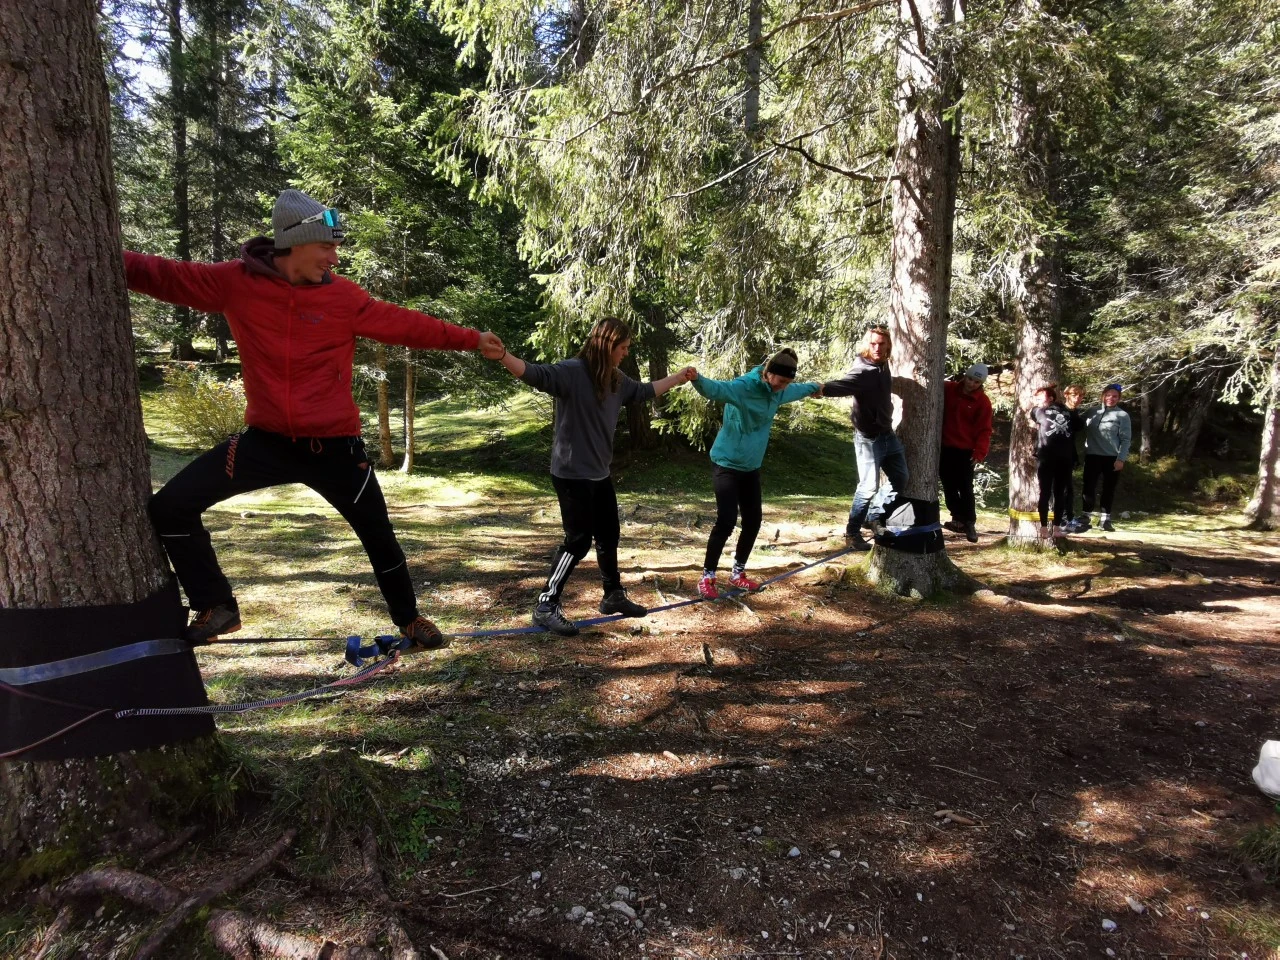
[496,318,695,635]
[1078,383,1132,532]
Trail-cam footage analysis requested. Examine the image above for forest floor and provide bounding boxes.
[7,396,1280,959]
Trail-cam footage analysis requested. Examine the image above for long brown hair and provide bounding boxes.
[577,317,632,402]
[857,324,892,362]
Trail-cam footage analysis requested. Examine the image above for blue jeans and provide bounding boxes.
[849,430,909,529]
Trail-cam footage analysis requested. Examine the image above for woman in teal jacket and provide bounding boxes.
[691,349,822,599]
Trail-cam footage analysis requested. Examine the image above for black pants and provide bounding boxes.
[1081,453,1121,515]
[938,446,976,523]
[1037,455,1073,527]
[539,475,621,607]
[704,465,763,572]
[148,428,418,626]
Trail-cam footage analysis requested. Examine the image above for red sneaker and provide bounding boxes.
[697,573,719,599]
[728,572,760,591]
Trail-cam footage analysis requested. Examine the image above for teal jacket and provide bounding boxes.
[1084,405,1133,461]
[693,365,821,471]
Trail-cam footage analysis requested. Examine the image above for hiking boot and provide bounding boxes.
[533,603,579,636]
[185,601,241,645]
[697,573,719,600]
[728,571,760,591]
[845,529,871,552]
[600,588,647,618]
[943,519,966,534]
[1101,518,1116,532]
[964,522,979,543]
[1069,516,1091,533]
[401,615,448,651]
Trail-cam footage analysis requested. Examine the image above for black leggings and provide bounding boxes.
[1036,456,1072,527]
[1081,453,1121,515]
[148,427,418,626]
[703,465,763,572]
[539,475,621,606]
[938,445,976,523]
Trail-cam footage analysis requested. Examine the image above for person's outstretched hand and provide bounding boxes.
[477,332,505,359]
[678,365,697,383]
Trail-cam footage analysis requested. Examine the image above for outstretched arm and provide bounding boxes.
[124,251,232,314]
[496,349,527,378]
[652,366,697,397]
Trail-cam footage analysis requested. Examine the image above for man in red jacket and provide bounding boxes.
[939,363,994,543]
[126,189,505,646]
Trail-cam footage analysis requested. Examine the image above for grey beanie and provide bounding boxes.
[272,189,345,249]
[964,363,989,382]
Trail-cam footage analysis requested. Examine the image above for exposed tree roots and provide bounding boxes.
[43,827,400,959]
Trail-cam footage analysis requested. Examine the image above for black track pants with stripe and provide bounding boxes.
[148,427,418,626]
[538,475,621,607]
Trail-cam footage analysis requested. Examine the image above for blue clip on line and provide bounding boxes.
[345,634,403,668]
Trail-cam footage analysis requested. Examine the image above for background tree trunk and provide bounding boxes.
[1139,386,1153,461]
[0,0,222,881]
[166,0,195,361]
[870,0,971,595]
[620,354,656,450]
[1173,367,1221,461]
[376,344,395,468]
[400,352,416,473]
[1245,345,1280,530]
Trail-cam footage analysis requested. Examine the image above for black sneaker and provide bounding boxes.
[533,603,579,636]
[185,601,241,645]
[1069,516,1091,533]
[1101,518,1116,532]
[943,519,966,534]
[964,522,978,543]
[401,616,448,651]
[599,588,647,618]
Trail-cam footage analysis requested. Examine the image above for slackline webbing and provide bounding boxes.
[881,522,942,537]
[1008,508,1041,522]
[0,638,188,686]
[2,545,859,758]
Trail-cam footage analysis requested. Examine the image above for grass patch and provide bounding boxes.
[1239,822,1280,884]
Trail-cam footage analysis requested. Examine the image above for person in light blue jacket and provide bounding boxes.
[1076,383,1133,532]
[690,348,822,599]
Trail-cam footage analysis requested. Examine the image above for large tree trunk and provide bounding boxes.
[1003,52,1061,550]
[744,0,762,135]
[376,344,395,468]
[1139,385,1153,461]
[207,12,232,361]
[1245,344,1280,530]
[870,0,970,596]
[0,0,220,883]
[166,0,196,361]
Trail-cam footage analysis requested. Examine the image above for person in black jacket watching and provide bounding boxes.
[1030,384,1084,540]
[822,325,908,551]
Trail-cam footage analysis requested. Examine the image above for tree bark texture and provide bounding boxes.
[0,0,168,607]
[0,0,224,882]
[620,353,655,450]
[1246,345,1280,530]
[744,0,763,135]
[1139,386,1152,461]
[376,344,395,467]
[877,0,963,593]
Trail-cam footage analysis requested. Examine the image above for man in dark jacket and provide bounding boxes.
[126,189,505,645]
[940,363,994,542]
[822,325,908,551]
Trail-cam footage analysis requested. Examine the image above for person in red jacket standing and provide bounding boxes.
[126,189,506,646]
[939,363,994,543]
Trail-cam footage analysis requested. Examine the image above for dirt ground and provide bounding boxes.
[15,517,1280,959]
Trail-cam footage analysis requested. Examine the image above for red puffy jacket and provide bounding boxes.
[125,239,480,438]
[941,379,993,462]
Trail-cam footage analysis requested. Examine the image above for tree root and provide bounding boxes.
[361,825,421,960]
[867,547,983,598]
[46,826,394,959]
[138,824,201,867]
[134,828,299,960]
[208,909,383,959]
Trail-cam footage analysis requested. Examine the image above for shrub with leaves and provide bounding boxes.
[162,364,246,448]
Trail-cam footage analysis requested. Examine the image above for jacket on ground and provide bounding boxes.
[693,365,821,471]
[124,238,480,438]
